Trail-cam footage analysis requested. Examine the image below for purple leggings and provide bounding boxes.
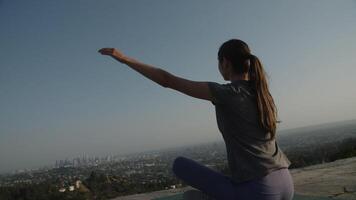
[172,156,294,200]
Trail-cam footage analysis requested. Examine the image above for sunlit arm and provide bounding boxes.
[114,55,212,101]
[116,56,169,87]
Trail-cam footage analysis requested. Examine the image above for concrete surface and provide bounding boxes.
[112,157,356,200]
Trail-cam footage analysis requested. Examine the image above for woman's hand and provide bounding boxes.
[98,48,127,63]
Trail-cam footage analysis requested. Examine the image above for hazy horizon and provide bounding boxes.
[0,119,355,174]
[1,0,356,173]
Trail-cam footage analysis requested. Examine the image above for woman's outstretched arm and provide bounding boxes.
[98,48,213,101]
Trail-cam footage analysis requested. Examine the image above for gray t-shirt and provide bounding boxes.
[208,80,291,184]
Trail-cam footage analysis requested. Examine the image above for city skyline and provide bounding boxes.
[1,0,356,173]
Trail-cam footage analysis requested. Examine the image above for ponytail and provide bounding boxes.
[248,54,278,140]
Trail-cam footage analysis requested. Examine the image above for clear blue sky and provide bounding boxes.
[1,0,356,173]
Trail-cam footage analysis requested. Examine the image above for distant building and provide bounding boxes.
[59,188,66,192]
[69,186,75,191]
[75,180,82,189]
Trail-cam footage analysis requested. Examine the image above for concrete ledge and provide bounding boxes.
[112,157,356,200]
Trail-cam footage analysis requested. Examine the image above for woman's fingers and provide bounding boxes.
[98,48,127,63]
[98,48,114,55]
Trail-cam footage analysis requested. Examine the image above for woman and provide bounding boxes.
[98,39,294,200]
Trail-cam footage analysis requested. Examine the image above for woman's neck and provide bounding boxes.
[229,73,249,82]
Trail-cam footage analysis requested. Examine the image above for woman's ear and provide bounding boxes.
[220,58,233,81]
[221,57,229,70]
[223,58,234,73]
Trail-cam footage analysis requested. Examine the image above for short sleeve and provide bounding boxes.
[207,82,232,105]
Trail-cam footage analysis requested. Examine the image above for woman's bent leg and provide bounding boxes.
[172,156,237,199]
[172,156,294,200]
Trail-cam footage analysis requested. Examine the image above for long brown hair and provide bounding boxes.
[218,39,278,140]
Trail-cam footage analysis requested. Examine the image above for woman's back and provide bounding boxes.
[208,80,291,184]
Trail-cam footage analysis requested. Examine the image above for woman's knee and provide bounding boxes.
[172,156,188,176]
